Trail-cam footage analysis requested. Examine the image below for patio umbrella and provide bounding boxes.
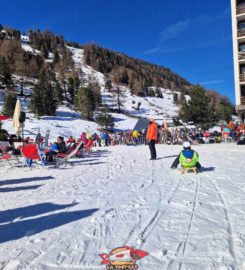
[13,100,23,135]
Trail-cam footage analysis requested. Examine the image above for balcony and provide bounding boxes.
[240,73,245,81]
[239,52,245,61]
[238,28,245,37]
[241,96,245,105]
[237,4,245,15]
[238,6,245,15]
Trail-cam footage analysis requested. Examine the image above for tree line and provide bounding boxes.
[0,24,234,129]
[83,43,191,96]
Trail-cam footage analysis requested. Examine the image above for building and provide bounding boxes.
[231,0,245,122]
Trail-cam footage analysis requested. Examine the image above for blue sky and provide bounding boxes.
[1,0,235,102]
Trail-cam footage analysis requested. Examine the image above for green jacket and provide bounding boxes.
[179,150,199,168]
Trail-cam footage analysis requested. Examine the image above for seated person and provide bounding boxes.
[171,141,201,169]
[45,136,66,163]
[67,136,76,143]
[50,142,59,152]
[66,136,76,152]
[237,136,245,145]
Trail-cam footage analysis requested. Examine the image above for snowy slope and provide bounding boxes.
[0,42,189,138]
[67,46,186,119]
[1,104,98,141]
[0,144,245,270]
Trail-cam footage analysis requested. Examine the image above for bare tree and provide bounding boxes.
[111,86,125,113]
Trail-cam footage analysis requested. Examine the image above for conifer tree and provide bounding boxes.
[218,97,233,123]
[68,77,75,103]
[0,57,12,89]
[96,112,114,130]
[68,76,80,104]
[105,79,112,91]
[75,86,95,120]
[111,86,125,113]
[2,93,17,116]
[30,68,58,116]
[179,85,216,128]
[173,92,179,104]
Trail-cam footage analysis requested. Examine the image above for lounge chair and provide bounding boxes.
[55,141,83,167]
[20,143,45,168]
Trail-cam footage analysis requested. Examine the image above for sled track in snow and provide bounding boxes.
[137,176,184,248]
[206,175,238,270]
[166,174,200,270]
[178,174,200,270]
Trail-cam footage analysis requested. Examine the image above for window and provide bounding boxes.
[240,64,245,74]
[241,85,245,96]
[239,42,245,52]
[239,20,245,29]
[238,0,245,6]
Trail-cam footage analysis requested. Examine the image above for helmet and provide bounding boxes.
[183,141,191,149]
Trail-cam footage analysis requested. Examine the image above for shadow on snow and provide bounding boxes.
[0,176,54,187]
[0,203,98,243]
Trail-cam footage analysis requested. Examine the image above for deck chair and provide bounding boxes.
[0,152,13,167]
[0,141,11,152]
[55,141,83,167]
[21,144,44,168]
[83,139,94,156]
[0,141,21,167]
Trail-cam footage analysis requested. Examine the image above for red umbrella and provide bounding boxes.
[0,116,10,121]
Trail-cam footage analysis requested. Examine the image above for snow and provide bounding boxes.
[1,106,99,141]
[1,37,243,270]
[0,143,245,269]
[21,43,40,55]
[21,35,29,43]
[2,43,190,135]
[67,46,187,120]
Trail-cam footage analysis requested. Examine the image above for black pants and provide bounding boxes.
[45,150,57,162]
[149,140,157,159]
[171,156,201,168]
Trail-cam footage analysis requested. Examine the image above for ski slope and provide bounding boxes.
[0,144,245,270]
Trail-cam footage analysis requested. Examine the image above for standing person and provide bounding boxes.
[132,129,140,145]
[103,132,109,146]
[146,119,158,160]
[143,128,148,145]
[81,132,88,145]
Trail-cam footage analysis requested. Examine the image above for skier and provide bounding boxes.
[171,141,201,170]
[146,119,158,160]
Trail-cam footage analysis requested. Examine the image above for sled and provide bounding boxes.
[180,166,197,174]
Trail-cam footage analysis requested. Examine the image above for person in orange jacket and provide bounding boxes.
[146,119,158,160]
[229,121,235,131]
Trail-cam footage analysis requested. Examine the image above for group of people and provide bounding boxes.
[1,117,244,170]
[146,119,201,170]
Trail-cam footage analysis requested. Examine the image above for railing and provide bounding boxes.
[237,5,245,15]
[238,28,245,37]
[241,96,245,105]
[240,74,245,81]
[239,52,245,60]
